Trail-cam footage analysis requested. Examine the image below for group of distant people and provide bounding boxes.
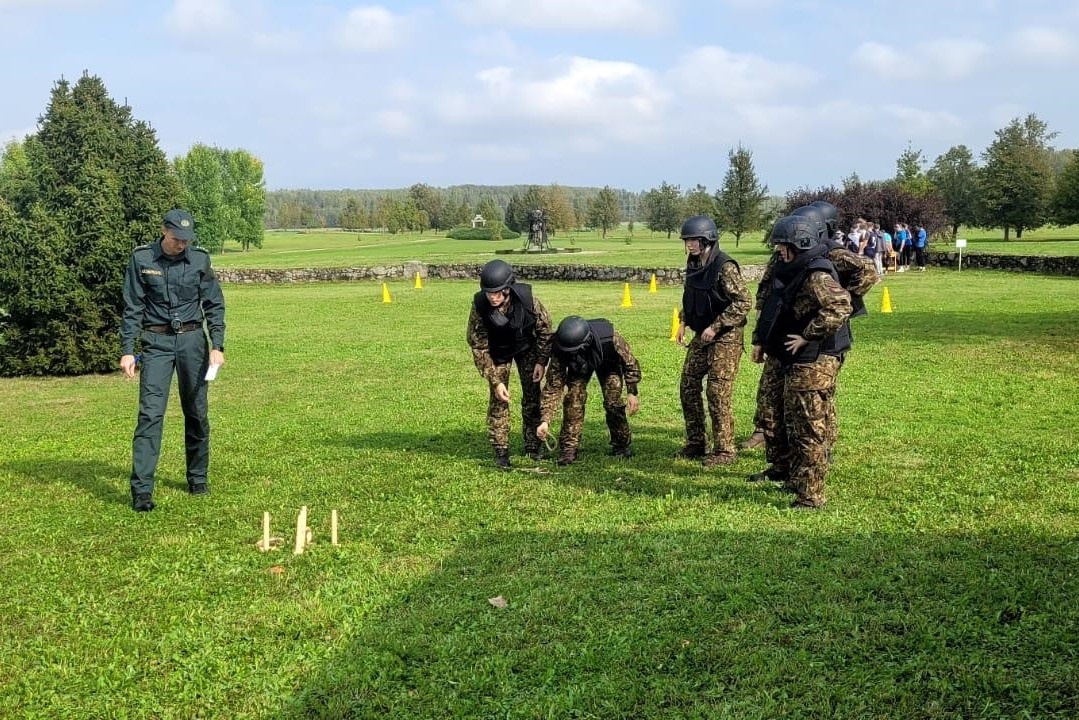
[838,220,929,275]
[466,201,878,510]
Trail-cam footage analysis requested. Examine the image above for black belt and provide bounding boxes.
[146,321,202,334]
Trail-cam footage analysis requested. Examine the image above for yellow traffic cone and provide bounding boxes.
[382,282,392,304]
[649,273,658,293]
[414,271,423,289]
[880,286,892,313]
[621,283,633,308]
[669,307,680,341]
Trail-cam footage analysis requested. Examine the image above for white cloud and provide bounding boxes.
[1010,26,1077,64]
[853,38,988,80]
[334,6,406,52]
[450,0,669,33]
[374,109,416,137]
[668,46,818,104]
[442,56,666,142]
[879,104,964,135]
[165,0,239,37]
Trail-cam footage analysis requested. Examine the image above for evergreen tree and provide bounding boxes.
[716,145,770,248]
[0,73,179,376]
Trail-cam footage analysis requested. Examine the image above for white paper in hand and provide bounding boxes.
[205,363,222,381]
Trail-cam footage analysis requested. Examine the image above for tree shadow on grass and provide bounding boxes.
[3,458,132,507]
[281,528,1079,719]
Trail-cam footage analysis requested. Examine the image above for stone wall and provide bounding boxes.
[926,251,1079,275]
[216,253,1079,285]
[217,262,765,285]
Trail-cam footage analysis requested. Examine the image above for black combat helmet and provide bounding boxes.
[479,259,515,293]
[679,215,719,246]
[790,205,827,242]
[809,201,840,237]
[554,316,592,353]
[769,215,818,251]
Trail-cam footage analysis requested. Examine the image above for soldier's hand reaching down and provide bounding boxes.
[532,363,545,382]
[536,421,550,440]
[494,382,511,403]
[626,394,640,416]
[750,345,764,364]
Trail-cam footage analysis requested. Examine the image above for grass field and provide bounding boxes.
[210,225,1079,270]
[2,270,1079,718]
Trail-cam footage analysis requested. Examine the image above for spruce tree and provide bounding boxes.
[0,73,179,375]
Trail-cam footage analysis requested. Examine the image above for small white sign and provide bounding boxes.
[955,238,967,248]
[204,363,221,381]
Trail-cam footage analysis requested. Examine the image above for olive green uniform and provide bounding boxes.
[120,240,225,496]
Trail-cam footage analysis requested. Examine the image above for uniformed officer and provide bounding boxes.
[119,209,225,512]
[536,316,641,465]
[675,215,752,466]
[466,259,552,469]
[750,215,852,509]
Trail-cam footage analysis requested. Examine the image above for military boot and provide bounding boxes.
[494,448,511,470]
[739,431,766,450]
[702,452,736,467]
[132,493,155,512]
[608,445,633,459]
[674,444,706,460]
[747,466,788,483]
[557,449,577,466]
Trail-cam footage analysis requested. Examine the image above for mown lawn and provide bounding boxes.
[210,224,1079,271]
[1,270,1078,718]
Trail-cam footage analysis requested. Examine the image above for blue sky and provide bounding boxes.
[2,0,1078,194]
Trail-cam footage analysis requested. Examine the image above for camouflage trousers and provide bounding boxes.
[756,356,840,468]
[680,331,743,456]
[557,372,632,453]
[487,350,542,453]
[767,354,843,507]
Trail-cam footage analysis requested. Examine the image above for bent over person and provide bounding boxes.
[751,215,852,509]
[675,215,752,466]
[536,316,641,465]
[120,209,226,512]
[466,259,552,469]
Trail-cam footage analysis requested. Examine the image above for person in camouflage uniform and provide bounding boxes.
[675,215,752,466]
[742,201,877,453]
[536,316,641,465]
[750,214,853,509]
[466,259,553,469]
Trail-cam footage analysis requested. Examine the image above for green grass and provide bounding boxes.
[2,271,1079,718]
[212,225,1079,271]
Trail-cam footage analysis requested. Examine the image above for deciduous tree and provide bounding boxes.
[587,185,622,238]
[978,114,1057,239]
[927,145,980,241]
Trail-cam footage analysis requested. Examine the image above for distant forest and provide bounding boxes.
[264,184,641,230]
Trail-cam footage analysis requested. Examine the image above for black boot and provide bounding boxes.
[494,448,511,469]
[747,466,788,483]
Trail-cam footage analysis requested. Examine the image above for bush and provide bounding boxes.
[446,225,521,241]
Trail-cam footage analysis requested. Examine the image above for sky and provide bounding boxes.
[2,0,1078,195]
